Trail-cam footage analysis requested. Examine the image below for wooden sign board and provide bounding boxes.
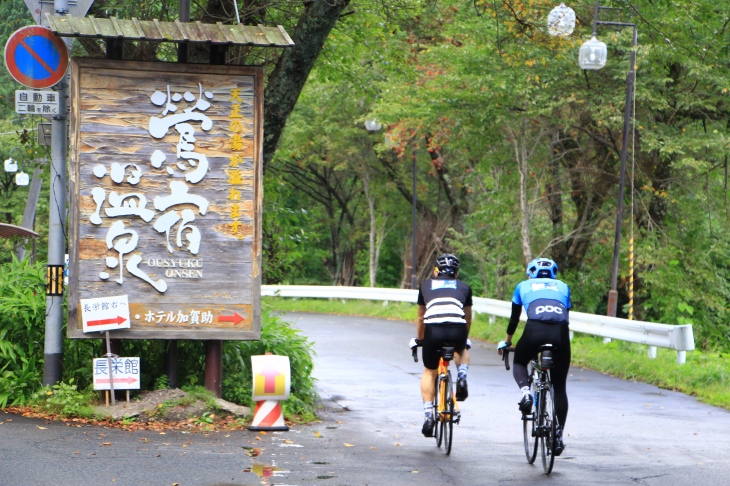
[67,59,262,340]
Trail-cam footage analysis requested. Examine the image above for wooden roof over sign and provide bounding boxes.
[44,14,294,47]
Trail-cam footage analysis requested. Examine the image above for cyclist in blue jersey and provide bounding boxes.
[410,253,472,437]
[497,257,571,456]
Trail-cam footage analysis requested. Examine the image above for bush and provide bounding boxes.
[0,259,318,421]
[222,307,318,420]
[30,380,96,418]
[0,257,45,407]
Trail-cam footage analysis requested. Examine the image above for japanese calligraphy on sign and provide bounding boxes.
[15,89,59,115]
[67,59,262,340]
[93,357,141,390]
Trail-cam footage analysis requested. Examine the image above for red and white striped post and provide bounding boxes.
[248,354,291,431]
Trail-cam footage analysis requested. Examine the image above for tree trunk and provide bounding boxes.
[509,118,533,264]
[263,0,351,170]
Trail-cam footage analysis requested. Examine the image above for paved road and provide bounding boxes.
[1,312,729,485]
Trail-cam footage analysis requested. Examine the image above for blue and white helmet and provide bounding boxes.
[526,258,558,279]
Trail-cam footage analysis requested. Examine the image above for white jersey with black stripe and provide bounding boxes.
[417,276,473,325]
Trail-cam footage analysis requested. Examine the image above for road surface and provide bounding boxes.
[1,312,729,485]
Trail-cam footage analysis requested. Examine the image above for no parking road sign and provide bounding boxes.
[4,25,68,89]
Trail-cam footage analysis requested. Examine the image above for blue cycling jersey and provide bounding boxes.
[512,278,571,324]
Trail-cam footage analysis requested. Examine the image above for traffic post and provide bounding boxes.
[248,354,291,431]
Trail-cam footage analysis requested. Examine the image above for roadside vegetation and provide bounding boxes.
[0,259,318,424]
[266,297,730,411]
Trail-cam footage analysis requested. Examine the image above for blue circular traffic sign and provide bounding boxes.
[4,25,68,89]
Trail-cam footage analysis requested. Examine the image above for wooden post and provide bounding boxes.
[204,340,222,397]
[165,340,179,389]
[105,331,116,405]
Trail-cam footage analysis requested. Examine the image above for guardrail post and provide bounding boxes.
[677,351,686,365]
[647,346,657,359]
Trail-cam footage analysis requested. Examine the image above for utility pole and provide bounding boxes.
[20,0,95,385]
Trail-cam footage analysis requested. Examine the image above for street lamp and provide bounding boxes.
[547,3,576,37]
[579,0,638,317]
[4,148,29,186]
[365,120,418,289]
[4,147,20,172]
[410,147,417,290]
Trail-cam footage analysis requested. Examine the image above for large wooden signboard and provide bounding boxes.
[67,59,262,340]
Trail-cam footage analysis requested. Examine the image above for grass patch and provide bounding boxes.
[265,297,730,410]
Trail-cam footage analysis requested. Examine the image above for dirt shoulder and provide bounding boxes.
[7,388,253,432]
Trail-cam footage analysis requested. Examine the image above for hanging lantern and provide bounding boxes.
[579,36,608,70]
[365,119,382,132]
[547,3,576,37]
[15,171,29,186]
[4,157,18,172]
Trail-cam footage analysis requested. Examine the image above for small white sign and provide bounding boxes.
[93,357,141,390]
[80,295,131,333]
[15,90,59,115]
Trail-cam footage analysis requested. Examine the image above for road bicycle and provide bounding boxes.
[412,340,460,455]
[502,344,559,474]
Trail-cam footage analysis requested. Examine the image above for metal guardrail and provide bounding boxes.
[262,285,695,364]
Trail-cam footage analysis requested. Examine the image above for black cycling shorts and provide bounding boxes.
[422,323,468,370]
[513,320,571,372]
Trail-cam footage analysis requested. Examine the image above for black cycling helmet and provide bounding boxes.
[526,257,558,279]
[435,253,460,277]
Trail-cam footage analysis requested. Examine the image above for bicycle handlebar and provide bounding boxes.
[411,339,423,362]
[501,346,516,371]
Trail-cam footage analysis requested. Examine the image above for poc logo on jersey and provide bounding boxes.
[535,305,563,315]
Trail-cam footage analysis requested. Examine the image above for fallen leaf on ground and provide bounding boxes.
[37,426,47,430]
[100,442,112,446]
[344,443,354,447]
[284,440,294,444]
[314,431,321,438]
[395,443,402,447]
[371,447,376,450]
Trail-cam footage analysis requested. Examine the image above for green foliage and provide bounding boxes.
[221,307,317,420]
[30,380,96,418]
[0,257,45,406]
[153,374,170,390]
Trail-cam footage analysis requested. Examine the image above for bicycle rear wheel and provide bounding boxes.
[540,384,556,474]
[434,375,443,447]
[443,371,454,455]
[523,378,538,464]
